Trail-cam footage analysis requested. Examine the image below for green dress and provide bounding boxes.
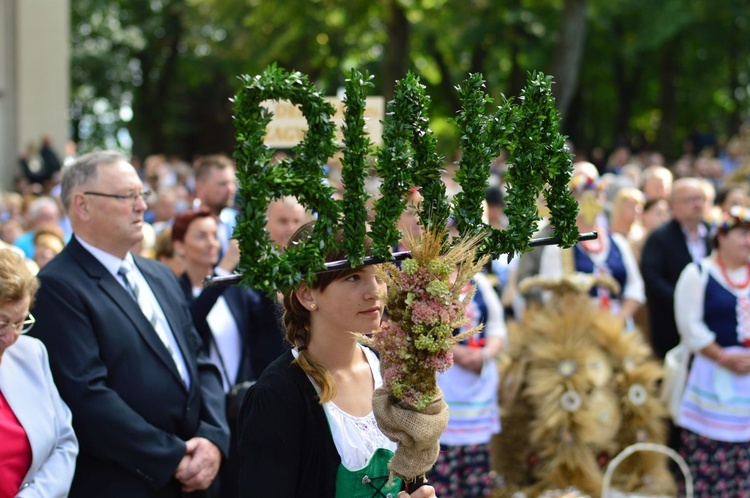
[317,346,403,498]
[334,447,403,498]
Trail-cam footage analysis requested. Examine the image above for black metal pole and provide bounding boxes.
[204,231,598,287]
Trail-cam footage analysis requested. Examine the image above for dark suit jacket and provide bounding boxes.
[245,291,286,379]
[641,219,711,358]
[30,237,230,498]
[179,274,253,385]
[178,275,286,382]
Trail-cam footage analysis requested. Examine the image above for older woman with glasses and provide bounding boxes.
[0,249,78,497]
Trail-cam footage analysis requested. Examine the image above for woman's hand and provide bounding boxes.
[721,352,750,375]
[706,342,750,375]
[452,345,483,374]
[618,297,641,321]
[398,484,437,497]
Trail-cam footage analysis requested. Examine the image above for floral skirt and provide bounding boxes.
[427,443,493,498]
[679,428,750,497]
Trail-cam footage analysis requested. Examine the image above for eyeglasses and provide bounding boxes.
[0,313,35,337]
[83,191,150,203]
[676,195,705,204]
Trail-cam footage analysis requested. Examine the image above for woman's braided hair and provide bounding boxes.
[282,221,373,403]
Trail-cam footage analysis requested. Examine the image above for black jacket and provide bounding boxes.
[178,274,286,381]
[641,219,711,358]
[237,351,340,497]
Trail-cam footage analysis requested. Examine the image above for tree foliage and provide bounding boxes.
[71,0,750,161]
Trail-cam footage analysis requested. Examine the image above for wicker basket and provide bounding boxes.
[601,443,693,498]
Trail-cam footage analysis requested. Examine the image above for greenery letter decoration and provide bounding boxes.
[233,65,579,295]
[233,64,340,293]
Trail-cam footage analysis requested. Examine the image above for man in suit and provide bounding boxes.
[30,151,230,498]
[193,155,237,258]
[641,177,711,359]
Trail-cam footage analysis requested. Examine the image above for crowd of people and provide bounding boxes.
[0,131,749,497]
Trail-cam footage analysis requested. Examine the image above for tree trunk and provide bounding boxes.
[506,0,524,97]
[508,34,523,97]
[551,0,588,123]
[613,61,633,146]
[657,41,678,161]
[151,2,185,154]
[383,0,411,102]
[183,76,235,158]
[130,1,185,158]
[727,18,742,134]
[130,51,153,160]
[611,21,641,146]
[469,41,488,77]
[426,35,461,114]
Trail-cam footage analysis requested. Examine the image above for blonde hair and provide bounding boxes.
[139,222,157,259]
[154,227,175,261]
[642,165,673,185]
[612,187,645,215]
[0,249,39,305]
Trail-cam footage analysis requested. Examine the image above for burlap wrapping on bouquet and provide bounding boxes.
[372,386,449,480]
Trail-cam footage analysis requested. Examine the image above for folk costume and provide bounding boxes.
[537,168,645,327]
[428,272,505,497]
[238,347,402,498]
[539,231,645,318]
[674,258,750,495]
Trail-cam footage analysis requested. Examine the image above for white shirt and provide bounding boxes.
[682,223,708,263]
[76,236,191,388]
[191,285,242,392]
[293,346,396,470]
[538,232,645,305]
[674,256,750,352]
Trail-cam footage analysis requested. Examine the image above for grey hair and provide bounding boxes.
[27,196,59,220]
[61,151,128,211]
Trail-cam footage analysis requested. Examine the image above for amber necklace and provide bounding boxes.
[717,255,750,289]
